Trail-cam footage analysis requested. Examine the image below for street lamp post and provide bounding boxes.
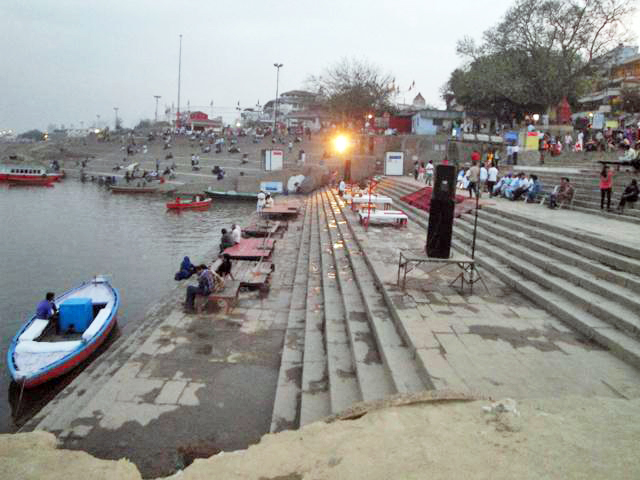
[113,107,119,130]
[153,95,161,123]
[177,34,183,128]
[273,63,283,135]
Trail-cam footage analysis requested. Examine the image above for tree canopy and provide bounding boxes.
[18,129,45,141]
[445,0,636,117]
[308,58,396,122]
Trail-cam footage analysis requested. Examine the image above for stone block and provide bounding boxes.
[155,380,187,405]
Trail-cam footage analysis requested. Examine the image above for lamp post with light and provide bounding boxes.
[273,63,283,136]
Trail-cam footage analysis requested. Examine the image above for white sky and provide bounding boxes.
[1,0,639,132]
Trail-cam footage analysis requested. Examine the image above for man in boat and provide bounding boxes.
[184,264,215,313]
[36,292,58,329]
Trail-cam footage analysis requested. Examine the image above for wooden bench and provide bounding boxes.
[195,280,241,314]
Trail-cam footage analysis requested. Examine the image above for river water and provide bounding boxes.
[0,181,256,432]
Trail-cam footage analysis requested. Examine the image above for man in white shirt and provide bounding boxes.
[231,224,242,244]
[425,160,434,186]
[487,165,498,194]
[338,179,346,197]
[257,190,266,213]
[479,165,488,193]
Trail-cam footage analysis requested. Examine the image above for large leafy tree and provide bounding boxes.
[308,58,396,122]
[447,0,635,115]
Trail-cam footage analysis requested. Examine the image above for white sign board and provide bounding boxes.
[384,152,404,176]
[263,150,284,171]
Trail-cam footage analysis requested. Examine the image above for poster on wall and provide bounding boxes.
[385,152,404,176]
[263,150,284,171]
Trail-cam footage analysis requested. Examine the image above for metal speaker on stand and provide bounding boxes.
[426,165,456,258]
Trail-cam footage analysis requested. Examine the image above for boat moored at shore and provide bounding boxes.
[7,276,120,388]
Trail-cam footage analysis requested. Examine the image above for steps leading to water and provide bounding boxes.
[376,177,640,371]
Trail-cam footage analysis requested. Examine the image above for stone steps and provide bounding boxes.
[375,179,640,371]
[299,194,331,426]
[318,193,396,403]
[270,198,311,432]
[322,188,429,393]
[315,193,363,414]
[475,209,640,295]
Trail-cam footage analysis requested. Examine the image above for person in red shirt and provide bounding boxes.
[471,150,481,164]
[599,165,614,210]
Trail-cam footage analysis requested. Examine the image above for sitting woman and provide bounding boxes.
[265,194,274,208]
[617,179,639,213]
[174,256,196,281]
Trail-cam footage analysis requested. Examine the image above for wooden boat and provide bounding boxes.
[7,276,120,388]
[166,194,212,210]
[0,165,63,185]
[204,187,258,200]
[110,184,159,194]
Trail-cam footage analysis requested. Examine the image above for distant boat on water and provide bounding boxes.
[166,194,212,210]
[0,165,64,186]
[204,187,258,200]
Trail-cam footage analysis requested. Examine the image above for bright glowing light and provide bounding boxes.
[236,122,241,127]
[333,134,349,153]
[532,113,540,122]
[94,129,100,134]
[588,112,594,117]
[367,114,373,119]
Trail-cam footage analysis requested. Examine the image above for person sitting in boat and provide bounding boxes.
[184,264,215,313]
[231,224,242,243]
[216,254,235,280]
[219,228,236,253]
[174,256,196,281]
[265,194,274,208]
[36,292,58,322]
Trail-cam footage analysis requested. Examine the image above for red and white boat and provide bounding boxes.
[7,276,120,388]
[0,165,64,185]
[166,194,212,210]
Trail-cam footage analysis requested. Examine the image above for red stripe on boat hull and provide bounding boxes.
[21,316,117,388]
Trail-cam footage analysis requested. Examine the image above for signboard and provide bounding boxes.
[592,113,605,130]
[384,152,404,176]
[525,132,540,151]
[263,149,284,171]
[260,181,283,193]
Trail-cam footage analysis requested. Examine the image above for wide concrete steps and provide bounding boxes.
[322,189,428,394]
[270,198,311,432]
[376,179,640,371]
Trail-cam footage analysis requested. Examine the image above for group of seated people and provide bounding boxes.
[219,223,243,252]
[490,172,542,203]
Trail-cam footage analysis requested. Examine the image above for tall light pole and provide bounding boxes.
[273,63,283,134]
[153,95,161,123]
[113,107,119,130]
[176,34,183,128]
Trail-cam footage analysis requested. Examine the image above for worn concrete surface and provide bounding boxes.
[4,394,640,479]
[22,210,303,478]
[330,190,640,400]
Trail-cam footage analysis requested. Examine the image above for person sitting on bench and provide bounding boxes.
[184,264,215,313]
[618,179,639,213]
[219,228,236,253]
[548,177,574,209]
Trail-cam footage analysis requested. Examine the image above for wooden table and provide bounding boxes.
[359,209,408,228]
[223,238,276,260]
[397,250,487,294]
[261,205,300,219]
[243,220,285,238]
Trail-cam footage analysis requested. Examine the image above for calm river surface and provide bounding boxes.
[0,181,255,432]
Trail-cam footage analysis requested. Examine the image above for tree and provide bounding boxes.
[18,129,45,141]
[451,0,636,112]
[621,87,640,113]
[308,58,396,122]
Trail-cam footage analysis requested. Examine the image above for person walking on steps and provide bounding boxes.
[599,165,614,211]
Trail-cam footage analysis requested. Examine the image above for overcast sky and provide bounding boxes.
[1,0,639,133]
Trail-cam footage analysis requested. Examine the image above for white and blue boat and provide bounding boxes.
[7,276,120,388]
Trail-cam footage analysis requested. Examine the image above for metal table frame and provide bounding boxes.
[397,250,488,294]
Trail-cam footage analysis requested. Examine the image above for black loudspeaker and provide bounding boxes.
[427,165,456,258]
